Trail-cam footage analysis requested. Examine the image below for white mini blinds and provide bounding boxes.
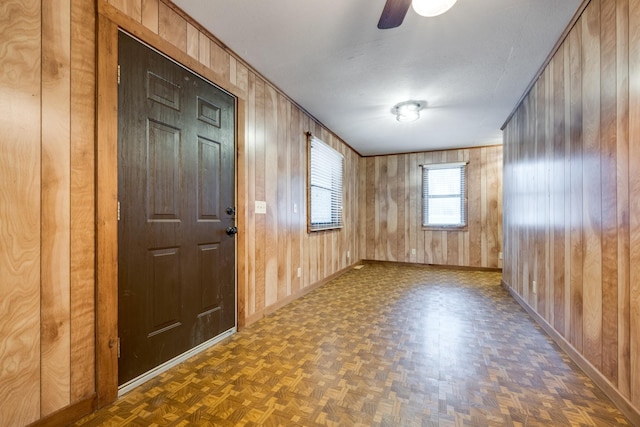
[422,162,467,228]
[308,135,343,231]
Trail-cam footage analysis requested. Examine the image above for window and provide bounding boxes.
[422,162,467,228]
[308,134,343,231]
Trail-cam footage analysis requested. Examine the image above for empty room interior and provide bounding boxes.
[1,0,640,425]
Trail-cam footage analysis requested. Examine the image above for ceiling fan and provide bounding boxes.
[377,0,457,29]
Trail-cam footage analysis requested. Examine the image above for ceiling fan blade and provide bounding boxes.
[377,0,412,29]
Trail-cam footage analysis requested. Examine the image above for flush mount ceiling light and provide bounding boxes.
[394,101,425,123]
[412,0,457,17]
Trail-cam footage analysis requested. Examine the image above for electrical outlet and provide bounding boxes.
[532,280,537,294]
[293,203,298,214]
[347,250,350,259]
[499,252,503,260]
[297,267,301,278]
[411,248,416,255]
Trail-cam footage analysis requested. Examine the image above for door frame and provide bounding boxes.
[96,2,247,407]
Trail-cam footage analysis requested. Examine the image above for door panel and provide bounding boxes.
[118,32,236,385]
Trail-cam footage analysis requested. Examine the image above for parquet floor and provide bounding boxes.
[74,264,630,426]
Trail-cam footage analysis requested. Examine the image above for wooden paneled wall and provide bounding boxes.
[0,0,96,426]
[99,0,361,324]
[1,0,360,424]
[503,0,640,418]
[360,146,503,269]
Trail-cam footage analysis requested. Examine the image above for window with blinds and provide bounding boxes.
[422,162,467,228]
[308,135,343,231]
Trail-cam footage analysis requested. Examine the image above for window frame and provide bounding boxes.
[421,161,468,230]
[307,133,344,232]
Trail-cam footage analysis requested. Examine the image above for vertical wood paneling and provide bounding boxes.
[469,148,482,266]
[158,1,185,52]
[397,155,406,262]
[199,32,211,68]
[70,0,96,402]
[534,75,546,314]
[552,43,567,337]
[3,0,363,424]
[277,94,290,299]
[378,157,387,260]
[210,41,230,82]
[365,158,375,260]
[0,1,42,424]
[108,0,140,21]
[544,65,553,323]
[581,0,603,370]
[185,22,198,59]
[563,41,573,340]
[408,153,418,263]
[504,0,640,416]
[616,0,631,399]
[386,155,397,261]
[629,0,640,408]
[418,152,427,264]
[254,74,266,312]
[288,106,300,293]
[141,0,158,33]
[263,84,278,306]
[600,0,619,384]
[237,95,248,327]
[246,71,257,316]
[480,147,489,269]
[41,0,72,415]
[363,146,502,269]
[568,21,584,353]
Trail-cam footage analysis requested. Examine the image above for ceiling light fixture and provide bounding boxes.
[394,101,424,123]
[412,0,457,17]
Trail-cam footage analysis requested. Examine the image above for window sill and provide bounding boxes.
[422,226,468,232]
[308,225,343,233]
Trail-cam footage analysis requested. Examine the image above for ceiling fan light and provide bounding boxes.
[412,0,457,17]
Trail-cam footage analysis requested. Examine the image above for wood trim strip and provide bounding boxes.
[361,143,503,158]
[363,259,502,273]
[69,0,97,402]
[95,13,119,407]
[236,97,247,329]
[501,280,640,426]
[501,0,592,130]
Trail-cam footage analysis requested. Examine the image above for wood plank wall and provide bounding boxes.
[361,146,503,269]
[503,0,640,414]
[1,0,360,424]
[0,1,96,426]
[99,0,361,324]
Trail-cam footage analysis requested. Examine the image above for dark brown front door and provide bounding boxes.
[117,32,236,385]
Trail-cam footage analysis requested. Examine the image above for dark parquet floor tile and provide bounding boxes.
[74,264,630,426]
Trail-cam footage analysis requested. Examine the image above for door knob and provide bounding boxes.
[225,207,236,216]
[225,226,238,236]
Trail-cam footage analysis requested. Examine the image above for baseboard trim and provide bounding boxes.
[501,279,640,426]
[29,394,97,427]
[243,262,362,326]
[363,259,502,272]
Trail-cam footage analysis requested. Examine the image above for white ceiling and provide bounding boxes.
[173,0,581,156]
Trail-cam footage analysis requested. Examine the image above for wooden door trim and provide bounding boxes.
[96,2,246,407]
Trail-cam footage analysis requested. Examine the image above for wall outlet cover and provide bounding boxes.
[255,200,267,214]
